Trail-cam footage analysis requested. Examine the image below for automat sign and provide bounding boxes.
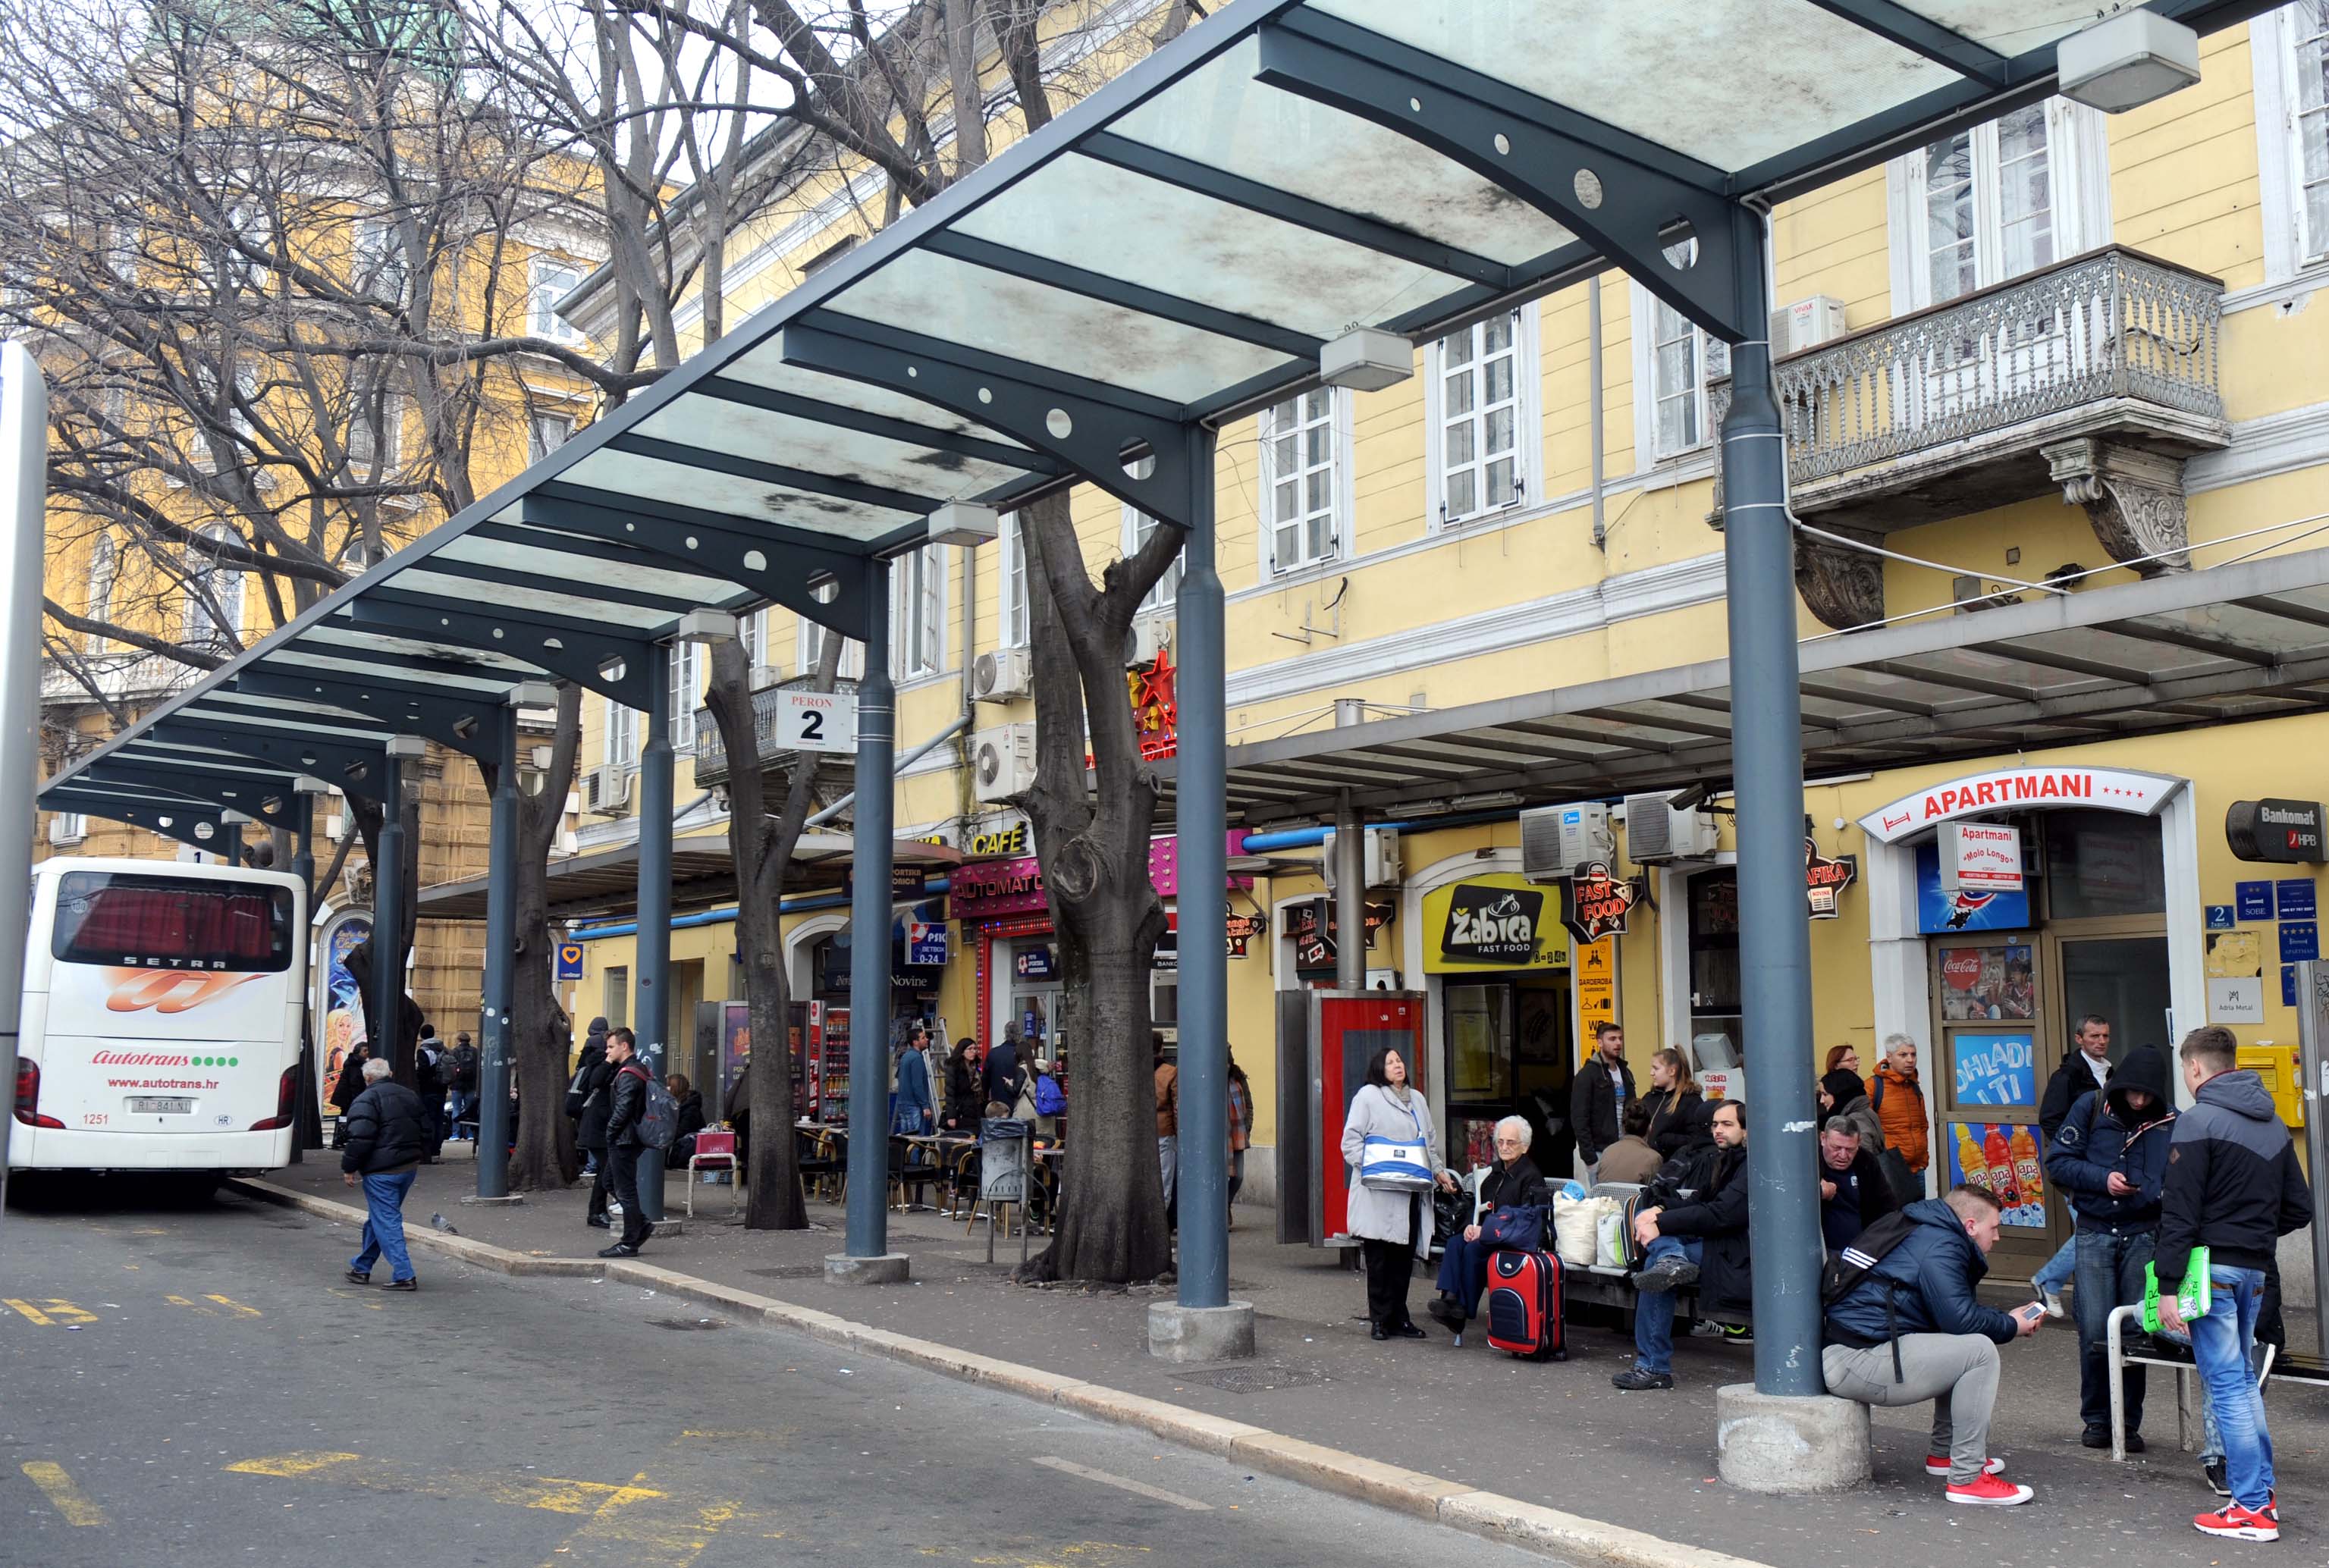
[1562,862,1640,945]
[2226,798,2326,864]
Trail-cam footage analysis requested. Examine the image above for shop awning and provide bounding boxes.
[1172,547,2329,824]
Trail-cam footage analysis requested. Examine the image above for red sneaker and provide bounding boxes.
[2193,1503,2278,1541]
[1926,1455,2005,1477]
[1946,1474,2034,1507]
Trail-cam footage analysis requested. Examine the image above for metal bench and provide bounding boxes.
[2103,1302,2329,1461]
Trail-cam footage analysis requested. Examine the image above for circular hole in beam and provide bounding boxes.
[1046,408,1074,439]
[1493,133,1511,155]
[1408,96,1421,112]
[978,387,993,405]
[743,550,767,571]
[1660,221,1700,269]
[1574,168,1604,209]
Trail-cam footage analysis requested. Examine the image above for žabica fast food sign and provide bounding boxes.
[1562,862,1640,944]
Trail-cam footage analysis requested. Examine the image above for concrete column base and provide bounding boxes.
[1147,1300,1257,1363]
[824,1253,910,1286]
[1715,1385,1871,1494]
[458,1194,526,1207]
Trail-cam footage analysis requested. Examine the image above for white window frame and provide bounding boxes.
[1424,306,1540,528]
[890,544,945,679]
[1630,281,1730,466]
[997,512,1031,649]
[2255,3,2329,284]
[527,407,575,463]
[604,698,638,770]
[799,582,865,681]
[667,638,700,751]
[182,524,243,648]
[1884,97,2111,315]
[1255,387,1353,578]
[85,535,115,654]
[739,607,774,681]
[528,255,585,345]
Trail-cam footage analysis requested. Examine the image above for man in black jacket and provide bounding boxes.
[2155,1027,2313,1541]
[1819,1117,1900,1253]
[598,1028,653,1258]
[1569,1022,1634,1178]
[339,1057,428,1290]
[2031,1014,2114,1312]
[446,1032,480,1140]
[1613,1099,1747,1390]
[569,1036,614,1229]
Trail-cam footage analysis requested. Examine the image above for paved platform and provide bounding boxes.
[268,1144,2329,1566]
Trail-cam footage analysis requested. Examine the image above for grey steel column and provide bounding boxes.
[2296,962,2329,1365]
[1335,792,1364,991]
[372,751,408,1080]
[476,709,518,1196]
[845,559,895,1258]
[635,644,674,1221]
[1175,425,1229,1312]
[1720,204,1822,1397]
[288,792,317,1162]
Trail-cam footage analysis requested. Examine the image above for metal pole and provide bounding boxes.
[372,751,408,1083]
[288,792,316,1163]
[1175,424,1229,1312]
[476,710,519,1197]
[845,559,895,1259]
[635,645,674,1223]
[1335,790,1365,991]
[1719,203,1822,1399]
[2296,961,2329,1366]
[0,344,46,1228]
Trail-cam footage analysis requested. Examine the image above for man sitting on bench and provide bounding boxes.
[1612,1099,1750,1391]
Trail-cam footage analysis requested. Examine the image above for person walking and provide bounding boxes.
[339,1057,428,1291]
[2030,1014,2116,1316]
[2042,1043,2174,1452]
[569,1032,614,1229]
[598,1027,654,1259]
[1226,1053,1254,1228]
[573,1018,610,1173]
[2155,1026,2314,1541]
[329,1041,372,1148]
[1613,1099,1751,1390]
[1867,1034,1931,1204]
[1153,1036,1179,1232]
[1821,1184,2045,1504]
[446,1032,480,1140]
[984,1023,1028,1115]
[891,1033,934,1135]
[1568,1022,1634,1181]
[1341,1046,1456,1341]
[1641,1047,1709,1159]
[413,1027,446,1161]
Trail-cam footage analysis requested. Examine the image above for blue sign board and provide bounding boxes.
[1013,945,1057,981]
[1953,1031,2038,1109]
[1915,844,2031,933]
[2286,964,2300,1008]
[2277,879,2317,920]
[2280,921,2320,963]
[905,921,949,967]
[2205,905,2235,930]
[554,941,585,981]
[2237,881,2274,921]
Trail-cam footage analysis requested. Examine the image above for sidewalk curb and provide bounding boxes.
[228,1177,1775,1568]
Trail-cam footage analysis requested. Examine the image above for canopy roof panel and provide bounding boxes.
[41,0,2271,829]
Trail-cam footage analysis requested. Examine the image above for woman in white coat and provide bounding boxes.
[1341,1046,1457,1340]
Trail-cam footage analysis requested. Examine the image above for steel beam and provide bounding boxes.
[692,376,1066,475]
[1175,423,1230,1315]
[343,592,652,710]
[77,760,297,823]
[38,787,239,856]
[1799,0,2010,85]
[476,709,517,1198]
[292,790,320,1159]
[1254,10,1752,341]
[149,719,391,804]
[783,318,1205,532]
[606,433,943,518]
[403,554,709,619]
[633,643,674,1226]
[844,559,894,1260]
[232,670,501,761]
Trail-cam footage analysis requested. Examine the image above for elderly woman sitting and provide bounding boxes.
[1426,1115,1552,1332]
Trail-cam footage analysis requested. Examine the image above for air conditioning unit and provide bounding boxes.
[972,723,1037,803]
[1322,826,1401,890]
[1128,615,1171,669]
[748,664,786,693]
[1519,801,1615,882]
[1769,295,1850,356]
[582,764,634,814]
[1623,791,1720,864]
[46,815,85,846]
[324,814,347,843]
[972,647,1032,701]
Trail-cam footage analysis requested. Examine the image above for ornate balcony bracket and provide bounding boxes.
[2042,437,2192,575]
[1794,527,1887,632]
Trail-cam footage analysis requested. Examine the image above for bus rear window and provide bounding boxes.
[52,873,293,973]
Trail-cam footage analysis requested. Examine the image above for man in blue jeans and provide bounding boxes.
[2155,1027,2312,1541]
[1612,1099,1750,1391]
[2031,1014,2116,1313]
[338,1056,429,1290]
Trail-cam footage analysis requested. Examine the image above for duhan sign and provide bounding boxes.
[2226,798,2326,864]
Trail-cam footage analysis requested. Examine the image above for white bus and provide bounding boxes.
[10,858,307,1184]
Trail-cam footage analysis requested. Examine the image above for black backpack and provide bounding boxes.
[1820,1209,1919,1380]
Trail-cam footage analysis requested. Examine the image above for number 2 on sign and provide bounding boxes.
[800,710,823,742]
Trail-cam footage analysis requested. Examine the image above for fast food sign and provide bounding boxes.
[1562,862,1640,944]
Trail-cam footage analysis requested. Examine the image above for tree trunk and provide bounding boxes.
[507,686,584,1190]
[350,792,422,1087]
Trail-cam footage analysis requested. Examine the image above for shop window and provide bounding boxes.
[2042,809,2164,920]
[603,965,629,1031]
[1686,869,1741,1068]
[1448,984,1515,1102]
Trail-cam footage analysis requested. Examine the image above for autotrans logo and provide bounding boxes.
[90,1050,242,1068]
[100,968,262,1014]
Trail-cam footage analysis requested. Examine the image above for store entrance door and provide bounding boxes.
[1441,977,1571,1175]
[2051,933,2174,1057]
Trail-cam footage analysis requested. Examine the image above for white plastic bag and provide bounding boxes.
[1595,1202,1629,1269]
[1552,1192,1600,1266]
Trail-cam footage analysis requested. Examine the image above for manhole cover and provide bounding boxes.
[649,1316,727,1331]
[1172,1363,1326,1394]
[747,1265,825,1280]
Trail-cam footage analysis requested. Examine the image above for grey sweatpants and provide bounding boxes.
[1822,1332,2001,1485]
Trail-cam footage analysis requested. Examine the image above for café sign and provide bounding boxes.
[1859,767,2181,843]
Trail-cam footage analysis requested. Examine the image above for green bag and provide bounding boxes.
[2141,1246,2211,1334]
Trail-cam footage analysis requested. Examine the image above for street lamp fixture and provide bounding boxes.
[2057,10,2200,113]
[674,609,740,644]
[928,501,1000,547]
[1320,327,1414,392]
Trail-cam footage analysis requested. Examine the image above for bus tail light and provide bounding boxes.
[249,1065,300,1131]
[14,1059,64,1128]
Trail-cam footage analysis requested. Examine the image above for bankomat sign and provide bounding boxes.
[2227,798,2326,864]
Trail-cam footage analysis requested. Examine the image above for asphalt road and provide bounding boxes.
[0,1180,1558,1568]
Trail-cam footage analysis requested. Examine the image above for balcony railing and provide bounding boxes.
[1710,246,2226,523]
[692,674,859,790]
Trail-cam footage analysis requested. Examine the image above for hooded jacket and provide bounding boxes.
[2042,1045,2175,1233]
[1866,1063,1929,1172]
[2155,1068,2314,1290]
[1823,1197,2022,1349]
[1648,1140,1753,1316]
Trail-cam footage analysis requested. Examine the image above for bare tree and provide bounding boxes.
[508,685,586,1189]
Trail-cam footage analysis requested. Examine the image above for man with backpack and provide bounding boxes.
[446,1031,480,1140]
[1821,1184,2045,1506]
[599,1027,670,1259]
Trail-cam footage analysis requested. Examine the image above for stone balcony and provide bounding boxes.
[1712,246,2230,629]
[691,673,859,795]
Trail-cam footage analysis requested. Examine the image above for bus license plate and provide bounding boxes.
[127,1097,193,1115]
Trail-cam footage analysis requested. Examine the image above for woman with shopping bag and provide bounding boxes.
[1341,1047,1457,1341]
[1427,1116,1551,1331]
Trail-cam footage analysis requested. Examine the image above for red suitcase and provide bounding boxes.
[1482,1248,1565,1362]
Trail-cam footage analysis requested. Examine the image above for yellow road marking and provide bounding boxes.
[206,1295,262,1319]
[5,1299,97,1325]
[164,1295,215,1316]
[21,1461,108,1526]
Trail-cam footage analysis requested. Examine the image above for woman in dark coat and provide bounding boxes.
[943,1038,981,1133]
[1642,1048,1712,1159]
[664,1074,708,1168]
[569,1036,614,1228]
[329,1043,372,1146]
[1427,1115,1552,1331]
